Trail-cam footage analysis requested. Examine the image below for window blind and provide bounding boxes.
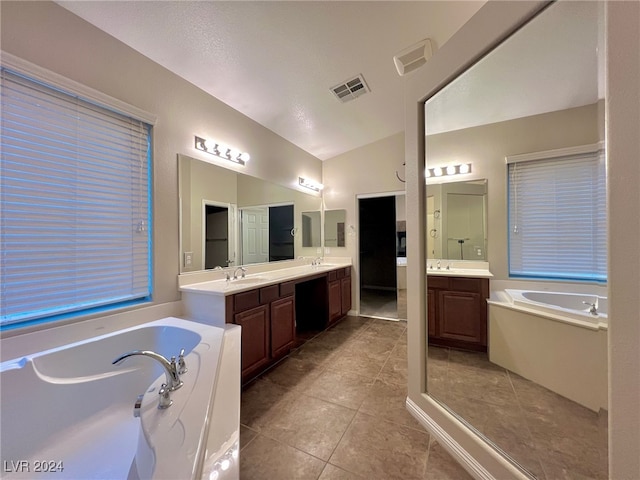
[1,68,152,327]
[508,150,606,282]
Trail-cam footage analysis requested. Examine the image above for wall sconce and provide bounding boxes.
[298,177,324,192]
[195,136,250,165]
[426,163,472,178]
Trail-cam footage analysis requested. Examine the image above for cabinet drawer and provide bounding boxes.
[280,281,295,297]
[234,289,260,312]
[336,268,345,279]
[328,270,337,282]
[449,278,482,293]
[427,276,449,290]
[343,267,351,277]
[260,285,279,304]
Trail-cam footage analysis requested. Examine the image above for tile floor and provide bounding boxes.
[427,347,609,480]
[240,316,472,479]
[359,288,407,320]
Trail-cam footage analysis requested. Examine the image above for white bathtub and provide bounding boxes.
[0,317,240,480]
[489,289,608,411]
[503,289,608,330]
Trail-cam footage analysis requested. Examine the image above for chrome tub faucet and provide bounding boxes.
[112,350,184,392]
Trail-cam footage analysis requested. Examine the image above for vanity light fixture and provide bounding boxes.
[194,136,250,165]
[426,163,472,178]
[298,177,324,192]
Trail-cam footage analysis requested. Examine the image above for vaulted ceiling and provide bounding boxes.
[56,1,484,160]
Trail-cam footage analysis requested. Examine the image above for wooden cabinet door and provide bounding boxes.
[271,296,295,358]
[340,276,351,315]
[427,288,437,337]
[235,304,270,379]
[328,280,342,323]
[438,291,484,345]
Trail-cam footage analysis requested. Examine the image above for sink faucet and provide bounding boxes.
[112,350,183,391]
[312,257,322,266]
[233,266,247,280]
[437,260,441,270]
[214,265,231,281]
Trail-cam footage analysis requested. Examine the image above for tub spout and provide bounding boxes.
[112,350,183,391]
[582,301,598,316]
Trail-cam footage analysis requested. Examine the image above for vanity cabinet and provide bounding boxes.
[427,275,489,352]
[227,284,296,382]
[328,267,351,324]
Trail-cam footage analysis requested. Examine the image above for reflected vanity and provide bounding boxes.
[423,1,607,478]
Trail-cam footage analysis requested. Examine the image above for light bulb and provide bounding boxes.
[239,152,250,163]
[446,165,456,175]
[459,163,471,174]
[433,167,443,177]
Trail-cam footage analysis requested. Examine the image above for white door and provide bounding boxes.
[241,207,269,264]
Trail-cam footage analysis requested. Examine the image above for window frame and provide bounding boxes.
[1,53,156,330]
[506,142,607,284]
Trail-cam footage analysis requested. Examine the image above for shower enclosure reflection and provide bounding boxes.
[424,1,607,478]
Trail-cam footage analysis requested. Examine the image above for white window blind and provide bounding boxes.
[1,67,152,327]
[508,148,606,283]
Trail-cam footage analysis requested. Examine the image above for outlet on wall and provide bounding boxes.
[325,247,331,254]
[184,252,193,267]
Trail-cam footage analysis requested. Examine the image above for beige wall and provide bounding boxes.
[322,132,406,310]
[1,1,322,310]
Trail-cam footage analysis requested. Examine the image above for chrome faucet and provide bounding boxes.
[214,265,231,281]
[233,266,247,280]
[112,350,183,391]
[582,301,598,315]
[436,260,441,270]
[312,257,322,266]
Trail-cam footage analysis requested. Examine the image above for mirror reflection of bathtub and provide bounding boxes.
[0,318,241,480]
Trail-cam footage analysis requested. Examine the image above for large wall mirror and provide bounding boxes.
[426,180,487,260]
[424,1,606,478]
[179,154,322,272]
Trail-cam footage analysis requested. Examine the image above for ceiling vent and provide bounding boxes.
[331,74,370,103]
[393,38,433,76]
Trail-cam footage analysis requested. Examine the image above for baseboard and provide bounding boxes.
[406,397,496,480]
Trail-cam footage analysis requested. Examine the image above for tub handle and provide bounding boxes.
[133,394,144,418]
[582,301,598,315]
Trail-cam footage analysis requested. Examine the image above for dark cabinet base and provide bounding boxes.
[231,266,352,386]
[427,275,489,352]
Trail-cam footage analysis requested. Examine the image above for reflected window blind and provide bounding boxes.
[508,150,606,282]
[1,68,152,327]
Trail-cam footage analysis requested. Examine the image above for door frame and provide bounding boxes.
[202,199,237,268]
[356,190,406,320]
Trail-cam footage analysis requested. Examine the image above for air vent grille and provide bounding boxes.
[331,74,370,103]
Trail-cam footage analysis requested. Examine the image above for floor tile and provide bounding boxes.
[260,394,357,461]
[239,434,326,480]
[378,354,408,386]
[261,356,326,392]
[304,368,374,410]
[424,441,474,480]
[318,463,365,479]
[240,377,296,432]
[358,379,424,430]
[240,424,258,451]
[329,412,430,480]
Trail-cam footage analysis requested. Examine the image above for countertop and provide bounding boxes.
[179,263,351,296]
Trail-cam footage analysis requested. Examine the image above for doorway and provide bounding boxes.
[204,202,235,269]
[358,194,406,320]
